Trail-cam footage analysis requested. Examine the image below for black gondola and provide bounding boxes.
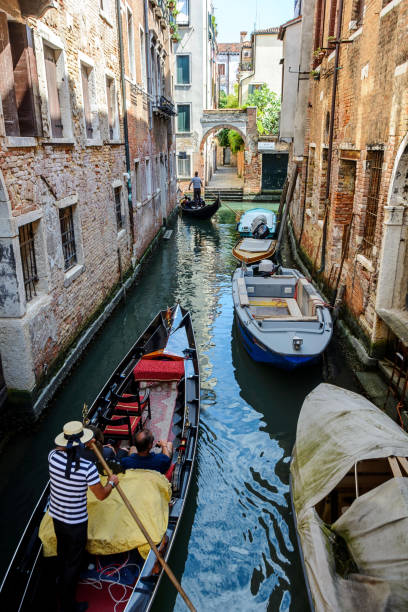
[0,305,200,612]
[180,196,221,219]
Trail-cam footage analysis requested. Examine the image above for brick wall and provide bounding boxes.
[289,0,408,351]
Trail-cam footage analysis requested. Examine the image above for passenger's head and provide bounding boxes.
[195,171,198,177]
[134,428,154,453]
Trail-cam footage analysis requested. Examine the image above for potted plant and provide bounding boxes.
[310,69,320,81]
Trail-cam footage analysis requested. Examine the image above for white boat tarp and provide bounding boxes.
[291,383,408,611]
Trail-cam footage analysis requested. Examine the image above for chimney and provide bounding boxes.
[240,31,247,43]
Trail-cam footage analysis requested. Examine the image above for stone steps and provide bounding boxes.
[205,188,244,201]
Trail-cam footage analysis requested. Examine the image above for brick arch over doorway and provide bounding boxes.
[199,108,261,196]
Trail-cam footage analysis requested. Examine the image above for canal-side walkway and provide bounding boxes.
[207,166,244,189]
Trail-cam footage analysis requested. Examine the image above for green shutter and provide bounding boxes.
[177,104,190,132]
[177,55,189,84]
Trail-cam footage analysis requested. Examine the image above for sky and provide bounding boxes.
[213,0,294,42]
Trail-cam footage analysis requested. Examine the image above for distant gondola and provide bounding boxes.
[180,196,221,219]
[0,305,200,612]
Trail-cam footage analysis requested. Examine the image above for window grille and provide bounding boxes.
[362,151,383,258]
[19,223,38,302]
[59,207,77,270]
[114,187,123,230]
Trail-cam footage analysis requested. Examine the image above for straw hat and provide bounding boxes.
[55,421,94,447]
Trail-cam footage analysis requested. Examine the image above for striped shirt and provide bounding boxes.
[48,450,100,524]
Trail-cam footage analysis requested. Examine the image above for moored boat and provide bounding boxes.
[236,207,277,238]
[180,196,220,219]
[232,237,277,264]
[232,261,332,369]
[0,305,200,612]
[291,383,408,611]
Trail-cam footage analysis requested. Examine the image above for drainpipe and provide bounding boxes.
[144,0,153,129]
[318,0,344,274]
[116,0,134,243]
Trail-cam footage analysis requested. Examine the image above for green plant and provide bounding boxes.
[228,130,244,153]
[171,32,181,42]
[216,128,230,147]
[313,47,325,57]
[243,84,281,135]
[310,69,320,80]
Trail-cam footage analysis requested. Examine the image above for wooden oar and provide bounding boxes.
[90,443,196,612]
[219,200,243,221]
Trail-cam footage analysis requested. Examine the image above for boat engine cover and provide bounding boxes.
[258,259,274,274]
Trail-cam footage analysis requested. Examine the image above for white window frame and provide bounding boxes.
[134,158,142,203]
[145,158,152,200]
[176,54,191,85]
[105,70,120,141]
[112,179,125,235]
[176,0,189,26]
[126,6,136,82]
[176,102,192,134]
[139,26,147,90]
[55,195,85,285]
[177,153,191,178]
[33,23,73,142]
[78,52,101,145]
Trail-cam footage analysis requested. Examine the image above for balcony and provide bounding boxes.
[153,95,176,117]
[239,62,253,72]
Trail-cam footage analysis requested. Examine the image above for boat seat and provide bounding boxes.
[99,409,143,444]
[111,389,151,420]
[237,277,249,307]
[286,298,303,318]
[133,358,185,382]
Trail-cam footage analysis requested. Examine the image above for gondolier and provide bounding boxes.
[49,421,119,612]
[189,171,202,203]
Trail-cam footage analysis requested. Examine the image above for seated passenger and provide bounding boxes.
[120,428,173,474]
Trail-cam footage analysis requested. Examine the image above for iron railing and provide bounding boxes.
[59,207,77,271]
[153,95,176,116]
[19,222,38,302]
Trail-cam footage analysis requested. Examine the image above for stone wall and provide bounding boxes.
[0,0,177,410]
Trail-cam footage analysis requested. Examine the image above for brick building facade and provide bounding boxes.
[0,0,177,414]
[288,0,408,356]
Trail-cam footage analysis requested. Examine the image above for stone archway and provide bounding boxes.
[199,108,261,195]
[374,134,408,347]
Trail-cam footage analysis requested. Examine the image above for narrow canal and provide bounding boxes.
[0,204,358,611]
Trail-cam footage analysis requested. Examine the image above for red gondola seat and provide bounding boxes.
[133,358,185,382]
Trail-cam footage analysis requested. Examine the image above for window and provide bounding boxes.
[106,76,118,140]
[43,44,64,138]
[248,84,263,95]
[127,8,135,81]
[352,0,365,26]
[177,104,190,132]
[362,151,383,258]
[0,14,38,137]
[134,161,142,201]
[81,63,93,139]
[314,0,326,57]
[176,55,190,84]
[177,154,191,178]
[145,159,152,199]
[176,0,189,26]
[140,27,147,89]
[328,0,337,40]
[218,63,225,76]
[19,223,38,302]
[59,206,77,271]
[114,187,123,230]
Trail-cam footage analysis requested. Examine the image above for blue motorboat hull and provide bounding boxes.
[237,318,320,370]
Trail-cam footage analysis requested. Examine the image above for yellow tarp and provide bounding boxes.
[39,469,171,560]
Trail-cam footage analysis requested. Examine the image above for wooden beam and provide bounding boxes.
[396,456,408,476]
[388,456,403,478]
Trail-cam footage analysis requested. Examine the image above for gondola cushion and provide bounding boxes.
[133,358,184,382]
[104,414,141,435]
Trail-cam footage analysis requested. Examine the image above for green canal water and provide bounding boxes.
[0,204,358,611]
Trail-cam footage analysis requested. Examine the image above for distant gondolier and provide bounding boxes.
[49,421,119,612]
[189,171,202,203]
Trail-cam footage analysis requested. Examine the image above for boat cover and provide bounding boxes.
[39,469,171,559]
[239,238,272,252]
[291,383,408,611]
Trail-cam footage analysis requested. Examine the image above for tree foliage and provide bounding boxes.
[243,85,281,135]
[228,130,244,154]
[219,83,239,109]
[216,128,230,148]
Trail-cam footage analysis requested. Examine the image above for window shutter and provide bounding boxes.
[8,23,38,137]
[44,44,63,138]
[0,12,19,136]
[81,64,93,139]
